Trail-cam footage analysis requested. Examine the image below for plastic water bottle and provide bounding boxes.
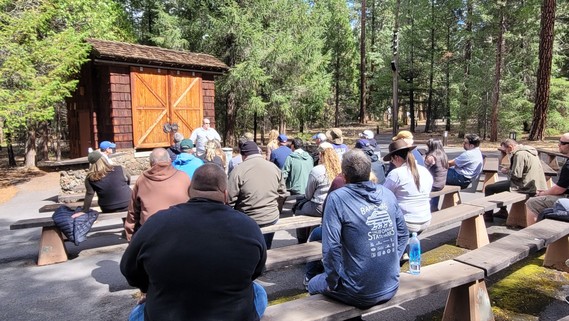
[409,232,421,275]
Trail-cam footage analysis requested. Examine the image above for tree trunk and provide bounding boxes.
[425,0,435,133]
[459,0,473,138]
[409,4,416,133]
[445,23,451,131]
[41,121,49,161]
[335,54,340,127]
[6,132,16,167]
[490,6,506,142]
[392,0,401,136]
[359,0,367,124]
[225,90,236,147]
[529,0,556,141]
[25,128,37,168]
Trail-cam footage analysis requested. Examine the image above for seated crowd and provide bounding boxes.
[83,119,566,319]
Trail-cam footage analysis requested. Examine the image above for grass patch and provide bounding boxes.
[400,243,469,272]
[269,292,308,306]
[489,254,569,319]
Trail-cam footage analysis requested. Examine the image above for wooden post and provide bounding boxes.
[506,201,528,228]
[37,227,68,266]
[442,280,494,321]
[543,236,569,272]
[456,215,490,250]
[441,191,462,210]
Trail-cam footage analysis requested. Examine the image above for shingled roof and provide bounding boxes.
[86,38,229,73]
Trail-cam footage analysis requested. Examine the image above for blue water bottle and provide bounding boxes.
[409,232,421,275]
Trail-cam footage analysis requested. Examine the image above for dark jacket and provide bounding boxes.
[83,166,131,212]
[121,198,267,321]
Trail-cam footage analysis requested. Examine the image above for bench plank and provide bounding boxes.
[10,211,127,230]
[266,242,322,271]
[463,191,527,212]
[260,216,321,234]
[454,219,569,275]
[262,260,485,321]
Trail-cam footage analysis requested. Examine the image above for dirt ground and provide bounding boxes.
[0,122,562,205]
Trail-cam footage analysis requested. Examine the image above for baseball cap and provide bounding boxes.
[99,141,116,150]
[392,130,413,141]
[277,134,288,142]
[180,139,194,151]
[312,133,327,141]
[359,130,374,140]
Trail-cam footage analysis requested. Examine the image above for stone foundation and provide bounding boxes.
[59,150,150,194]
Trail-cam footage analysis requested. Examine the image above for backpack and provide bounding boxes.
[538,198,569,222]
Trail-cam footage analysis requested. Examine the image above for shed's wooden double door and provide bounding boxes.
[131,67,203,148]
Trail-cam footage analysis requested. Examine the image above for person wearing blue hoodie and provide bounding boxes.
[307,149,409,309]
[173,139,204,179]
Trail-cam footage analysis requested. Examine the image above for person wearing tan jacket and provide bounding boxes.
[124,148,191,241]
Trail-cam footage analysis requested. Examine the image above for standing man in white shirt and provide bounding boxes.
[190,118,221,156]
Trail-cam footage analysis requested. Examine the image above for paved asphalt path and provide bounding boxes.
[0,139,567,320]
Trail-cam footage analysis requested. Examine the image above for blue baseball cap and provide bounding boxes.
[99,141,116,150]
[277,134,288,142]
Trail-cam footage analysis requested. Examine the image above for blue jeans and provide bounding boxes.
[446,167,471,189]
[128,283,268,320]
[307,273,396,309]
[304,227,323,280]
[253,281,268,318]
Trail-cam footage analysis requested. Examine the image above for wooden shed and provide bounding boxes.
[66,38,229,158]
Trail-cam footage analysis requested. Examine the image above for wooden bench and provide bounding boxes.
[463,191,529,228]
[265,203,488,272]
[262,218,569,321]
[10,212,127,266]
[455,218,569,275]
[262,260,490,321]
[12,206,322,266]
[536,148,568,171]
[481,157,499,192]
[429,185,461,210]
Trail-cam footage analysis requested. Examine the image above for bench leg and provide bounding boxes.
[546,177,553,189]
[548,155,559,171]
[38,226,68,266]
[543,236,569,273]
[442,279,494,321]
[506,201,528,228]
[482,173,497,193]
[441,192,462,210]
[456,215,489,250]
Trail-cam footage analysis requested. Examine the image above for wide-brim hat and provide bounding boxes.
[325,128,343,144]
[383,139,416,161]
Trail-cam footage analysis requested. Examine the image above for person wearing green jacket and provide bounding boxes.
[282,138,314,195]
[484,139,547,221]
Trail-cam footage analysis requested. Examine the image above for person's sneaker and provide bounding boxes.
[303,276,310,291]
[493,208,509,219]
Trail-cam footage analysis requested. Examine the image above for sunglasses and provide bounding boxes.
[559,140,569,145]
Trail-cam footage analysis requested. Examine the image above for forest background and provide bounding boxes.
[0,0,568,167]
